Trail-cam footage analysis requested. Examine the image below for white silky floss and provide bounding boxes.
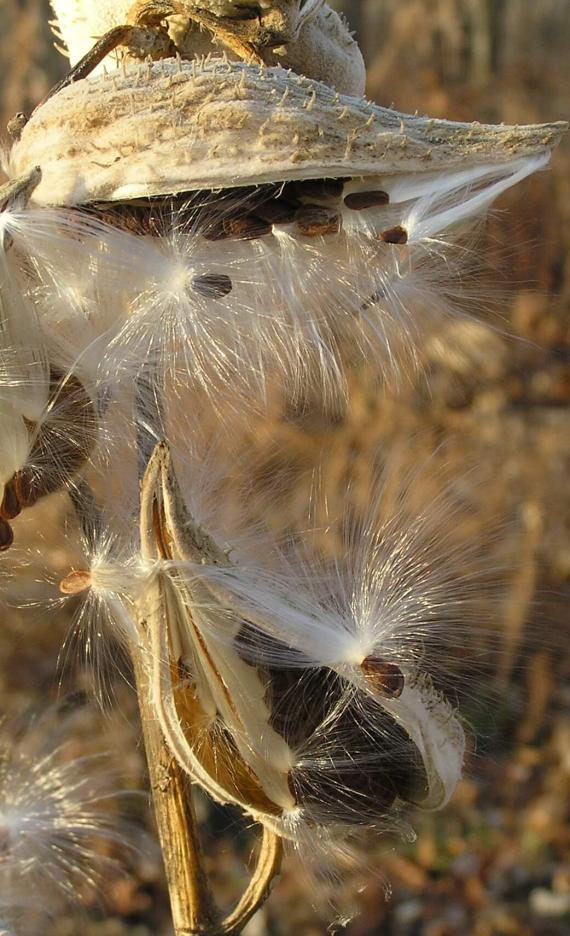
[6,60,566,400]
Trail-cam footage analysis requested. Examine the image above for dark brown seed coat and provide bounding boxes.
[380,225,408,245]
[361,657,405,698]
[344,190,390,211]
[295,206,341,237]
[191,273,233,299]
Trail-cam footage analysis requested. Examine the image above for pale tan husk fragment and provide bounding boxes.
[49,0,365,95]
[10,58,567,206]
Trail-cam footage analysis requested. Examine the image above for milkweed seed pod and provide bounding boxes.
[6,58,566,403]
[58,439,476,858]
[49,0,366,95]
[144,444,466,831]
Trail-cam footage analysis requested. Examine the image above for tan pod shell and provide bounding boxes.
[10,58,567,206]
[49,0,366,95]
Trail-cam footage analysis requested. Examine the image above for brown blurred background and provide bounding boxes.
[0,2,569,934]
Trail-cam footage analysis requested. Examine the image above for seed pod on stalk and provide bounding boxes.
[2,0,566,931]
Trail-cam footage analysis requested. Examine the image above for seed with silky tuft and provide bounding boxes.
[380,225,408,245]
[59,570,92,595]
[344,190,390,210]
[295,206,341,236]
[191,273,233,299]
[361,658,405,698]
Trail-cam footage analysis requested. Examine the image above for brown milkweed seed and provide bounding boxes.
[0,519,14,551]
[286,179,345,202]
[203,215,273,241]
[254,198,299,225]
[344,190,390,210]
[0,481,22,521]
[295,206,341,237]
[59,569,93,595]
[191,273,233,299]
[361,657,405,698]
[380,225,408,245]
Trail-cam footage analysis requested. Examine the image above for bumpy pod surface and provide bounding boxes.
[10,58,566,204]
[49,0,366,95]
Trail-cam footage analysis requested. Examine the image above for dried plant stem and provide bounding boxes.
[131,643,219,935]
[132,442,283,934]
[133,659,283,934]
[135,366,220,934]
[221,828,283,935]
[67,467,282,933]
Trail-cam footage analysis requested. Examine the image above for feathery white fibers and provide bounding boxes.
[1,152,552,409]
[56,492,156,707]
[128,441,476,853]
[0,713,129,923]
[103,228,266,396]
[3,199,277,401]
[341,156,550,242]
[194,466,495,678]
[3,207,138,388]
[0,247,49,491]
[0,213,103,551]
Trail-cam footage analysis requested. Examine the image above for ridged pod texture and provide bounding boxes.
[10,58,566,204]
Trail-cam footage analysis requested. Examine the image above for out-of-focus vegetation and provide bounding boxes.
[0,2,568,934]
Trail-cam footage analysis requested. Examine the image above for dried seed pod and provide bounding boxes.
[9,59,566,206]
[134,443,467,840]
[49,0,366,95]
[5,56,566,405]
[0,370,98,547]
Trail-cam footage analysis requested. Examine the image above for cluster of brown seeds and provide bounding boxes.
[84,177,402,241]
[265,659,423,822]
[75,177,407,302]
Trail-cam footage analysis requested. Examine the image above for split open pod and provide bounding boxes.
[6,58,566,409]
